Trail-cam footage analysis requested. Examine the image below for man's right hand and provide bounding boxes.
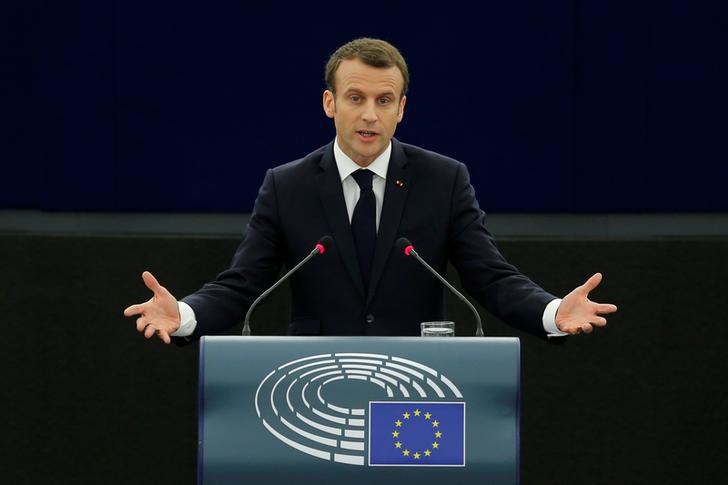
[123,271,181,344]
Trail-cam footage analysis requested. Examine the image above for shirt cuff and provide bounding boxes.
[171,301,197,337]
[542,298,568,338]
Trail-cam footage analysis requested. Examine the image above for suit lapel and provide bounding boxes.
[316,143,366,298]
[367,139,411,306]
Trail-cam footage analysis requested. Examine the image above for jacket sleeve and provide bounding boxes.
[180,169,285,339]
[447,162,556,338]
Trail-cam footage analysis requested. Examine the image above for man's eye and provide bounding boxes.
[378,97,391,105]
[350,95,362,103]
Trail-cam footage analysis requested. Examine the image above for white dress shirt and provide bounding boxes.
[173,138,566,337]
[334,137,389,229]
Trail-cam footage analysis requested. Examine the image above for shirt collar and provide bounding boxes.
[333,137,391,182]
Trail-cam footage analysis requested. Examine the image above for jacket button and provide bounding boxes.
[365,314,375,324]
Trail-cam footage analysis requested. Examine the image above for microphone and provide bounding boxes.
[396,237,484,337]
[242,235,332,336]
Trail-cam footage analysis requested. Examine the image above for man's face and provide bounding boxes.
[323,58,407,167]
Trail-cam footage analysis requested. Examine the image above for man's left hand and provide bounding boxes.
[556,272,617,335]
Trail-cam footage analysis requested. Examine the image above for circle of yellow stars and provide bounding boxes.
[391,408,443,461]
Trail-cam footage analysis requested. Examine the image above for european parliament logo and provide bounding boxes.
[254,353,466,467]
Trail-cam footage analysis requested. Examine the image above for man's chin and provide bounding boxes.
[352,144,385,163]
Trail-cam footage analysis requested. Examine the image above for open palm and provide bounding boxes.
[556,273,618,335]
[123,271,180,344]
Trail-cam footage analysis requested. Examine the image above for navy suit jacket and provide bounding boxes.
[181,138,556,338]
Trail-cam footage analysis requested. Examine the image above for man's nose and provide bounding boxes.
[362,101,378,123]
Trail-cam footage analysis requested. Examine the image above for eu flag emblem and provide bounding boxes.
[368,401,465,466]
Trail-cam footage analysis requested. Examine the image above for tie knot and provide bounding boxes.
[351,169,374,190]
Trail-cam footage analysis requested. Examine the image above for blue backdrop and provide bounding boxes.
[2,1,727,212]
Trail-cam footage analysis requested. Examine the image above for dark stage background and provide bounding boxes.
[2,233,727,484]
[2,0,728,484]
[2,0,727,212]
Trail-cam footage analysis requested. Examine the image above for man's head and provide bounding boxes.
[325,38,409,98]
[323,38,409,167]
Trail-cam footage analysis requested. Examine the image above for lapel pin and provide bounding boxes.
[395,179,405,188]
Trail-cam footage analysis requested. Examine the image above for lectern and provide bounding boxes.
[198,336,520,484]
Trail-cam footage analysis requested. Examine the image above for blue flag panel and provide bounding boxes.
[369,401,465,466]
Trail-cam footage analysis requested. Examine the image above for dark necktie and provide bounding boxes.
[351,169,376,288]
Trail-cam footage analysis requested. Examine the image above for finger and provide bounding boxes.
[591,316,607,327]
[561,323,582,335]
[158,329,172,344]
[136,317,149,332]
[580,272,603,294]
[582,323,594,334]
[142,271,163,295]
[124,303,146,317]
[144,324,157,339]
[556,320,577,334]
[595,303,618,314]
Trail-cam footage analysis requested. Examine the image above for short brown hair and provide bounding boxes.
[325,38,409,97]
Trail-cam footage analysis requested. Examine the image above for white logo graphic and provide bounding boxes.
[254,353,463,466]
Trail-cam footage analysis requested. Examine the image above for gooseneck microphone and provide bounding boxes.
[242,236,332,336]
[396,237,484,337]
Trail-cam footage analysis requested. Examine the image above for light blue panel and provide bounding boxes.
[199,337,520,484]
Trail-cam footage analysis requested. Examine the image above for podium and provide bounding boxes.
[198,336,520,484]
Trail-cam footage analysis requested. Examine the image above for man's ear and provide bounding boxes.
[397,95,407,123]
[323,90,336,119]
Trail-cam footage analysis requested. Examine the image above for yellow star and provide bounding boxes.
[432,442,439,449]
[424,412,432,420]
[395,420,402,427]
[432,420,439,428]
[392,430,399,438]
[403,412,410,419]
[424,449,432,457]
[435,431,442,438]
[413,452,421,460]
[403,449,410,457]
[413,409,421,417]
[395,441,402,449]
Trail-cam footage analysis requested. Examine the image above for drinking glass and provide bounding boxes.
[420,321,455,337]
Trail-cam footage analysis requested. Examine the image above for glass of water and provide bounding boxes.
[420,321,455,337]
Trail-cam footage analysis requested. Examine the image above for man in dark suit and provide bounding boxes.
[124,38,617,343]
